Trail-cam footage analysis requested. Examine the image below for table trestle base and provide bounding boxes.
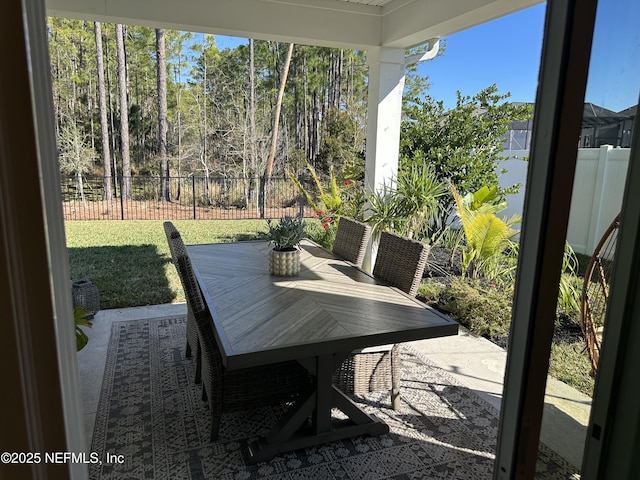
[243,389,389,464]
[242,354,390,464]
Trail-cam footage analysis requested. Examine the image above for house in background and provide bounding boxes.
[502,103,536,150]
[2,0,640,479]
[501,102,638,150]
[580,103,637,148]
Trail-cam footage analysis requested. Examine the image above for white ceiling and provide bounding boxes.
[46,0,542,50]
[338,0,394,6]
[340,0,393,7]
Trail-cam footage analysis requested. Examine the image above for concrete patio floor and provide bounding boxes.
[77,303,591,472]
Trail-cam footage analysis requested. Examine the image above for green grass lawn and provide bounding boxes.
[66,220,269,309]
[549,342,595,396]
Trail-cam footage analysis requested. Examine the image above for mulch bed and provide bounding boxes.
[421,247,586,351]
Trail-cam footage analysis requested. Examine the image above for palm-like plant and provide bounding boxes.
[75,306,92,351]
[288,161,341,217]
[450,182,521,280]
[394,163,447,239]
[364,181,406,238]
[365,162,446,240]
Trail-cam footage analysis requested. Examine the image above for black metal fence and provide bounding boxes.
[61,175,313,221]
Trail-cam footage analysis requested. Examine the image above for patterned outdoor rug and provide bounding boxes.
[90,316,579,479]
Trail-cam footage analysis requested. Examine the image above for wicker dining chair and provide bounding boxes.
[172,245,313,441]
[373,230,430,297]
[163,221,202,384]
[332,217,372,267]
[334,231,430,410]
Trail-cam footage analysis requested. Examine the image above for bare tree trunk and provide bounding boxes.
[248,38,259,213]
[175,52,182,201]
[88,78,95,152]
[293,50,303,154]
[328,51,335,112]
[294,83,301,150]
[156,28,169,201]
[103,25,119,198]
[264,42,294,181]
[202,47,207,188]
[331,49,343,111]
[115,23,131,199]
[94,22,112,200]
[249,39,257,175]
[311,90,320,166]
[303,53,310,160]
[196,43,210,206]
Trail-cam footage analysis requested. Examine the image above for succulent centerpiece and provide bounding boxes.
[266,215,306,276]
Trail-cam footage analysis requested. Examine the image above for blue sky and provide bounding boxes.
[584,0,640,112]
[421,1,639,113]
[215,1,639,113]
[418,4,546,110]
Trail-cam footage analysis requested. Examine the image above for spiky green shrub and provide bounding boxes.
[364,162,447,241]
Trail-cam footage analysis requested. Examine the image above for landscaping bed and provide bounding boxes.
[418,248,594,397]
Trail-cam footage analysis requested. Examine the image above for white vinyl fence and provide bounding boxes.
[498,145,629,256]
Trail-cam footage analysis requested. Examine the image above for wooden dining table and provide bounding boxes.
[187,239,459,464]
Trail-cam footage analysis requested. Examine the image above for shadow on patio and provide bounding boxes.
[77,303,588,478]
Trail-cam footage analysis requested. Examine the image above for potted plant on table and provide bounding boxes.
[266,215,306,276]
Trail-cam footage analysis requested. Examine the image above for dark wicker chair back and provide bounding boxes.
[163,222,201,383]
[332,217,372,267]
[175,249,207,317]
[163,221,181,259]
[373,231,430,296]
[173,247,312,441]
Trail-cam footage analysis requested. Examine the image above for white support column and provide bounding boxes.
[362,47,405,271]
[364,47,405,194]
